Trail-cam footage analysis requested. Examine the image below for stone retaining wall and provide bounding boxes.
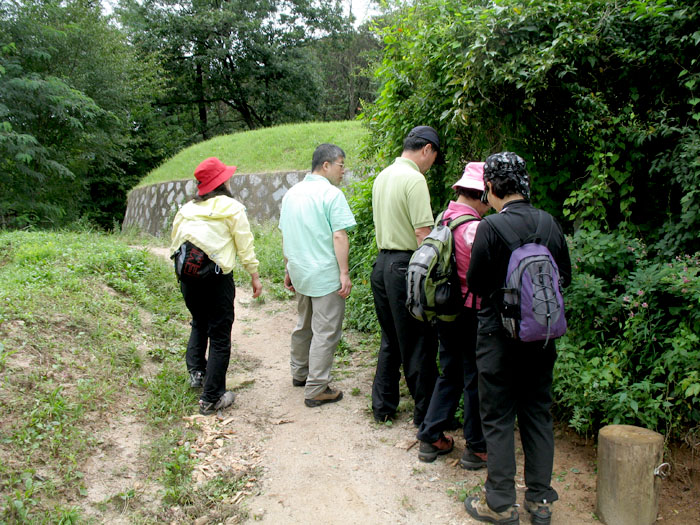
[122,170,356,237]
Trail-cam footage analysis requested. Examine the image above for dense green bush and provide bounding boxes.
[345,176,379,332]
[555,230,700,439]
[362,0,700,256]
[352,0,700,439]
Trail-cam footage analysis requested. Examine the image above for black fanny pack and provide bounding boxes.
[171,241,220,280]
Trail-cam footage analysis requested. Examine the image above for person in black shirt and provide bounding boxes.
[464,152,571,525]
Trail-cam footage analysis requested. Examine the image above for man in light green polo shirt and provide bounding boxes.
[279,143,356,407]
[371,125,443,426]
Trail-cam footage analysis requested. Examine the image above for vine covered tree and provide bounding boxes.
[350,0,700,439]
[362,0,700,255]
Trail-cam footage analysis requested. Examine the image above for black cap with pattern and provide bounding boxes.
[483,152,530,200]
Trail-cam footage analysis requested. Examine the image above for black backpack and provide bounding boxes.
[171,241,219,280]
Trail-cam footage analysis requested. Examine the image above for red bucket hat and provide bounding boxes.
[194,157,237,196]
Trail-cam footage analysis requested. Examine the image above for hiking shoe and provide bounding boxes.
[292,377,306,387]
[418,434,454,462]
[189,370,204,389]
[524,499,552,525]
[460,446,487,470]
[464,495,519,524]
[199,391,235,415]
[374,413,394,424]
[304,386,343,407]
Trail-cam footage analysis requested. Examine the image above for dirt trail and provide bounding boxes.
[128,245,697,524]
[221,288,602,525]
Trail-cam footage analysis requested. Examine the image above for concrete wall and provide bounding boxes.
[122,170,356,237]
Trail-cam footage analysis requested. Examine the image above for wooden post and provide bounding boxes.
[596,425,664,525]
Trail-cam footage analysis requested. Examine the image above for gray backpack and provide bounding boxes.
[405,213,478,323]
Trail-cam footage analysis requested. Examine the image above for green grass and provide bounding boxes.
[0,226,297,523]
[0,227,377,523]
[0,230,194,522]
[136,120,368,188]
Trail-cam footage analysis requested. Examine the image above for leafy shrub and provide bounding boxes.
[554,230,700,438]
[345,176,379,332]
[362,0,700,255]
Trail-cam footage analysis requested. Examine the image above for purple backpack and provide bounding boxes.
[490,216,567,344]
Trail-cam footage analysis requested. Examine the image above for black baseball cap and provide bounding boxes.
[406,125,445,165]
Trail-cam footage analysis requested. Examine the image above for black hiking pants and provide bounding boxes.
[476,329,559,511]
[370,250,438,426]
[417,307,485,451]
[181,272,235,404]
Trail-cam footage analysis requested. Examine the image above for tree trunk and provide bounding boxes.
[196,62,208,140]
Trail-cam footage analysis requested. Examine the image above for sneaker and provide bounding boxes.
[189,370,204,389]
[304,386,343,407]
[418,434,454,463]
[524,499,552,525]
[292,378,306,387]
[464,495,519,524]
[460,446,487,470]
[199,391,235,415]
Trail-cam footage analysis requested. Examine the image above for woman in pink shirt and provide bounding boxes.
[416,162,491,467]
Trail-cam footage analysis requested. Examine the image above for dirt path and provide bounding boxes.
[136,248,697,524]
[214,288,603,525]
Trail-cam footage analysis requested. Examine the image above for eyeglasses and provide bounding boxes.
[333,162,345,168]
[480,185,490,204]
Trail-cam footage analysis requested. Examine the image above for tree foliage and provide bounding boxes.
[309,23,381,121]
[361,0,700,255]
[117,0,373,139]
[0,0,168,228]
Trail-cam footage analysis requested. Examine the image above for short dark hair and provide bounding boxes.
[402,135,433,153]
[486,176,522,200]
[193,183,233,202]
[312,143,345,172]
[455,187,483,201]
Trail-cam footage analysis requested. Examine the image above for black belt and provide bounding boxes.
[379,249,413,254]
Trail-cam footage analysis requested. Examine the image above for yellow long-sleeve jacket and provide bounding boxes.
[170,195,259,276]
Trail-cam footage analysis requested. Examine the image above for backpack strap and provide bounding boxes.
[488,210,548,252]
[436,212,479,231]
[487,215,523,252]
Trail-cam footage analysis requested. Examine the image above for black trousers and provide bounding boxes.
[416,307,485,451]
[370,250,438,425]
[180,272,235,404]
[476,329,559,511]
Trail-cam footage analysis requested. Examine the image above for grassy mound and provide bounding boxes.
[136,120,367,188]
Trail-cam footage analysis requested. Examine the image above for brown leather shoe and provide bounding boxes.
[304,386,343,407]
[460,446,488,470]
[418,434,454,462]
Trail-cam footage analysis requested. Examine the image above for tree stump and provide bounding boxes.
[596,425,664,525]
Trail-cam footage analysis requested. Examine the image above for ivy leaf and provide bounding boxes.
[685,383,700,398]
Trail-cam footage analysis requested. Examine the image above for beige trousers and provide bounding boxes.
[290,291,345,399]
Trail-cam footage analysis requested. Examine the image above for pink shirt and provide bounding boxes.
[441,201,482,309]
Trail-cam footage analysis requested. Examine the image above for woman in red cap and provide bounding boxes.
[170,157,262,415]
